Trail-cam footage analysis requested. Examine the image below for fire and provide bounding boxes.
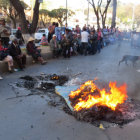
[69,80,128,111]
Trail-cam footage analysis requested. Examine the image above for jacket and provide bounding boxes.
[9,43,21,58]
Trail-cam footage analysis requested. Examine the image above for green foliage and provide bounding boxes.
[51,8,75,26]
[0,0,29,10]
[0,0,29,28]
[39,8,75,26]
[39,9,52,27]
[134,5,140,27]
[117,4,133,25]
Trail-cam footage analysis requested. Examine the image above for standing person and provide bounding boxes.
[9,38,26,70]
[16,27,24,45]
[81,27,89,56]
[0,17,11,47]
[75,25,81,34]
[48,22,56,43]
[0,39,14,72]
[97,28,102,53]
[89,30,97,55]
[50,35,61,58]
[61,34,70,58]
[65,28,73,58]
[55,23,61,42]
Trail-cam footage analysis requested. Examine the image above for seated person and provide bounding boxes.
[60,35,70,58]
[0,39,14,72]
[26,37,47,65]
[9,37,26,70]
[40,34,48,46]
[50,34,61,58]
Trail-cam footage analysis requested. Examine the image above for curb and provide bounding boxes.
[0,47,53,73]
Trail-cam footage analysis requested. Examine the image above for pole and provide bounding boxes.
[66,0,68,27]
[132,4,135,30]
[87,0,89,26]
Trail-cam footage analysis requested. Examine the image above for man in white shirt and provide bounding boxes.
[81,28,89,55]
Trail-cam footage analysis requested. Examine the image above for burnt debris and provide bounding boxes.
[13,75,140,128]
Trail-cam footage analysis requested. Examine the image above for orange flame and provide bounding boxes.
[69,80,128,111]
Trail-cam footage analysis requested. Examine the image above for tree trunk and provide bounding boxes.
[41,19,46,28]
[97,14,100,28]
[9,0,40,34]
[90,2,101,29]
[30,0,40,33]
[101,15,104,28]
[111,0,117,28]
[12,18,16,29]
[9,0,28,33]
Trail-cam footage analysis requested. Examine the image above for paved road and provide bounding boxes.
[0,41,140,140]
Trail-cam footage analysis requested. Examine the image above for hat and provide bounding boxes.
[11,37,18,42]
[18,27,21,30]
[28,37,35,42]
[0,17,5,21]
[53,34,56,37]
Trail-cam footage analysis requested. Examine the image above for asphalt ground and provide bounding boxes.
[0,41,140,140]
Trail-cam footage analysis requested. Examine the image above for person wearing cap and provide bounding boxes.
[0,17,11,47]
[26,37,47,65]
[0,39,14,72]
[9,37,26,70]
[50,34,61,58]
[16,27,24,45]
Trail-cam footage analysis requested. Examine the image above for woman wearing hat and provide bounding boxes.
[26,37,47,65]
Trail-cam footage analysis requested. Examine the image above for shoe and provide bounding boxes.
[14,68,24,72]
[41,61,47,65]
[9,70,14,73]
[0,76,3,80]
[14,69,19,72]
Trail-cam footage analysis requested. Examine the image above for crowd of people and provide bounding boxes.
[0,18,123,80]
[48,22,122,58]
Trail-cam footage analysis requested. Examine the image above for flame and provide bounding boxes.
[69,80,128,111]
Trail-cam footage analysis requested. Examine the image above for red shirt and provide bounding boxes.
[97,31,102,40]
[0,45,8,51]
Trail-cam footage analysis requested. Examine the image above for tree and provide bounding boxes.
[88,0,111,28]
[99,0,111,28]
[39,9,51,27]
[51,8,75,26]
[9,0,40,34]
[117,4,133,26]
[88,0,101,28]
[111,0,117,28]
[0,0,29,28]
[134,5,140,27]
